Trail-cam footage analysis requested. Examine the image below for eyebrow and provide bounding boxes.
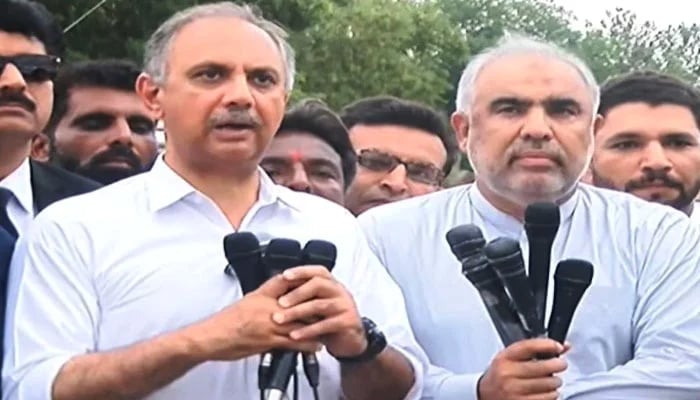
[186,62,281,78]
[544,97,582,111]
[262,156,339,168]
[488,97,532,111]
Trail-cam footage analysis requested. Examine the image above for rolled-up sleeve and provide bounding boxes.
[3,212,98,400]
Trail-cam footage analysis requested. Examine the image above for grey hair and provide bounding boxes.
[143,2,295,92]
[455,33,599,114]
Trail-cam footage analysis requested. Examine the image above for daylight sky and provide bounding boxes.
[552,0,698,28]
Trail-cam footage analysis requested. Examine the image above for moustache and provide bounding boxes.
[0,92,36,112]
[87,145,142,170]
[507,142,565,166]
[208,109,262,130]
[625,171,683,191]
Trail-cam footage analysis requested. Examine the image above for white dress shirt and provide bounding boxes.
[358,183,700,400]
[3,157,425,400]
[0,159,34,236]
[690,202,700,223]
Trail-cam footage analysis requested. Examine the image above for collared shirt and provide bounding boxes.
[358,183,700,400]
[0,159,34,236]
[3,157,425,400]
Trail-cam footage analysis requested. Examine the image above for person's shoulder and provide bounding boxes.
[36,173,148,225]
[358,184,470,224]
[30,161,102,193]
[578,183,690,230]
[276,186,357,222]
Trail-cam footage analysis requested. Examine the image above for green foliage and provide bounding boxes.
[43,0,700,175]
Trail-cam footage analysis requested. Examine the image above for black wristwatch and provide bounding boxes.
[335,317,387,364]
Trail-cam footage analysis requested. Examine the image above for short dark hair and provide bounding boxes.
[45,59,142,138]
[277,99,357,188]
[339,96,458,175]
[0,0,64,58]
[599,70,700,128]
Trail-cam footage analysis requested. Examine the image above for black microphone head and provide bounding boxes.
[223,232,264,294]
[483,237,523,275]
[301,240,337,272]
[554,259,594,287]
[524,202,560,237]
[446,224,486,261]
[264,238,302,277]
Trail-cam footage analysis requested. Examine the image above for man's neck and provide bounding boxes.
[681,201,695,217]
[475,179,573,222]
[0,139,31,181]
[163,153,260,230]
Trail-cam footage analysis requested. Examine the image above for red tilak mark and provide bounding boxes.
[289,150,304,163]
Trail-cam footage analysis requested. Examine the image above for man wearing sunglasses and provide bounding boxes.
[340,96,458,215]
[0,0,101,391]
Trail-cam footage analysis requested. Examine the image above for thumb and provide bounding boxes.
[253,274,291,298]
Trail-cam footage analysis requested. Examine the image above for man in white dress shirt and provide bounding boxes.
[586,70,700,221]
[358,34,700,400]
[3,3,424,399]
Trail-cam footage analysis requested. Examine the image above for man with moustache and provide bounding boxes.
[358,34,700,399]
[43,59,159,184]
[0,1,100,388]
[4,3,424,399]
[587,70,700,219]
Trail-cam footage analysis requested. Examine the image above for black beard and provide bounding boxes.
[50,147,145,185]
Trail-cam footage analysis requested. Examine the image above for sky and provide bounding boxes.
[552,0,698,28]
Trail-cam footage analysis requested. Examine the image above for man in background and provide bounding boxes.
[43,59,158,184]
[340,96,458,215]
[588,70,700,219]
[261,98,355,205]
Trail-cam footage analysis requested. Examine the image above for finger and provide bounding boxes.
[518,358,568,378]
[561,342,572,355]
[282,265,333,281]
[514,376,563,394]
[278,276,342,308]
[273,299,345,324]
[289,314,355,340]
[504,338,564,362]
[254,274,294,298]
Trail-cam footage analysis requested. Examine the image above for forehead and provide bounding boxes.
[0,31,46,56]
[65,87,150,118]
[598,102,700,140]
[266,132,341,164]
[473,54,593,109]
[167,16,284,75]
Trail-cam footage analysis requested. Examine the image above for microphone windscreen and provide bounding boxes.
[483,237,521,265]
[264,238,302,277]
[524,202,560,236]
[223,232,264,294]
[301,240,337,272]
[555,259,594,286]
[446,224,485,261]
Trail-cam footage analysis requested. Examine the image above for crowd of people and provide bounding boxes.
[0,0,699,399]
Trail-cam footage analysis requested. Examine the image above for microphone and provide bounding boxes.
[524,202,560,327]
[446,225,529,346]
[299,240,337,393]
[223,232,265,294]
[547,259,594,343]
[263,239,303,400]
[483,237,544,337]
[222,232,270,392]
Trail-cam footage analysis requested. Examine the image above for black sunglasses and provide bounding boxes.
[0,54,61,83]
[357,148,444,186]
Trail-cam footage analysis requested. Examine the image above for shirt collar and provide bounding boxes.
[0,159,34,213]
[146,155,295,213]
[469,182,579,230]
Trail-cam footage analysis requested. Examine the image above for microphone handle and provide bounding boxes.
[478,289,530,346]
[265,351,298,400]
[529,240,554,327]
